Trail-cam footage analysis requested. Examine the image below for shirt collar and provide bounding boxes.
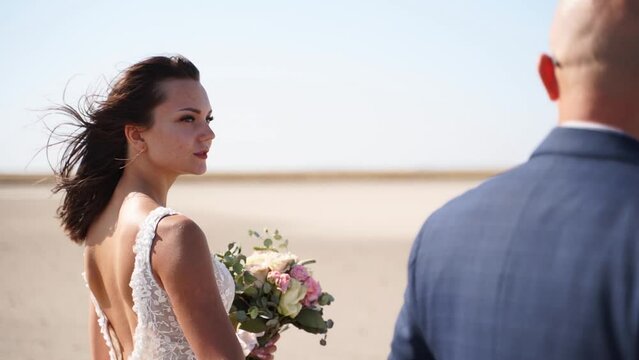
[560,120,627,136]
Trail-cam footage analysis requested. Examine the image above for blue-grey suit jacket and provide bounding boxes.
[389,128,639,359]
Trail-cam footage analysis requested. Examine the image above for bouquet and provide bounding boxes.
[216,229,335,358]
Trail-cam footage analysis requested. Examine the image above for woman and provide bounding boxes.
[50,55,276,359]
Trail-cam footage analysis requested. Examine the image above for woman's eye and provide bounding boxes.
[205,116,214,124]
[180,116,195,123]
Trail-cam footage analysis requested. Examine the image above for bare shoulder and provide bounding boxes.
[155,214,207,247]
[150,216,244,359]
[151,214,212,281]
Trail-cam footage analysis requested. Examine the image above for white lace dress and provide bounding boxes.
[84,207,236,360]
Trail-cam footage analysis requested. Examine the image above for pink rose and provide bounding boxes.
[302,276,322,307]
[290,265,310,281]
[267,271,291,292]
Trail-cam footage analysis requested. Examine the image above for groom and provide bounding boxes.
[389,0,639,359]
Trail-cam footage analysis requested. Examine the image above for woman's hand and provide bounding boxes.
[249,334,280,360]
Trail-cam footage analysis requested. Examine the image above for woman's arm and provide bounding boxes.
[152,215,244,360]
[89,300,111,360]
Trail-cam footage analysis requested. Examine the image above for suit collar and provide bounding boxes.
[530,127,639,165]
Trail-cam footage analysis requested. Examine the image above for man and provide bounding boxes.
[389,0,639,359]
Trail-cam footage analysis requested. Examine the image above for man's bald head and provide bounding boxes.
[550,0,639,79]
[539,0,639,134]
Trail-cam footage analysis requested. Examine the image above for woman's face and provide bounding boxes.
[142,78,215,176]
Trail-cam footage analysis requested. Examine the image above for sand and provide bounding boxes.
[0,178,481,359]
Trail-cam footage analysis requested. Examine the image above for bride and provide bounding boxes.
[50,55,276,359]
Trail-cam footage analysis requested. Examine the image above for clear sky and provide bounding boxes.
[0,0,557,173]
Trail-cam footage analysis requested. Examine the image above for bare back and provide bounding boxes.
[82,192,242,360]
[83,197,158,357]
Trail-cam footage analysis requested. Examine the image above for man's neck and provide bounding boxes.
[557,91,639,140]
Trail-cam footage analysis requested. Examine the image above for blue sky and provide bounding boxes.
[0,0,557,173]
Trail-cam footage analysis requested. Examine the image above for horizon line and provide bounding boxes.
[0,170,503,184]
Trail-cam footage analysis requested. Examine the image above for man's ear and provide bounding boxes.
[538,54,559,101]
[124,124,147,152]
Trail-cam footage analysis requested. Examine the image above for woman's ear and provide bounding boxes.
[538,54,560,101]
[124,124,147,152]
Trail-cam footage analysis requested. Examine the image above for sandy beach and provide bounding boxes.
[0,177,483,359]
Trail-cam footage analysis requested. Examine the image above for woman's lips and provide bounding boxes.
[194,151,208,159]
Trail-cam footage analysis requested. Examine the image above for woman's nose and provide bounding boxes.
[200,123,215,142]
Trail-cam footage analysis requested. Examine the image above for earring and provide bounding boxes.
[115,147,146,169]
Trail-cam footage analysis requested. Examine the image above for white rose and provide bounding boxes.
[245,251,275,283]
[268,252,299,272]
[278,278,307,318]
[246,251,298,274]
[246,251,275,267]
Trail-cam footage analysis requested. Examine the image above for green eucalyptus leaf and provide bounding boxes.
[248,306,260,319]
[257,297,268,308]
[244,286,259,298]
[294,308,328,334]
[262,282,272,294]
[239,318,267,333]
[235,311,248,322]
[318,293,335,306]
[264,238,273,248]
[243,272,257,284]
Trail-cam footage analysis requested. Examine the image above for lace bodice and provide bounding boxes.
[84,207,235,360]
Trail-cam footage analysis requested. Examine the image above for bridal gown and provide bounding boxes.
[83,207,236,360]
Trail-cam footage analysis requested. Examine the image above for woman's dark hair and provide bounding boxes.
[49,55,200,244]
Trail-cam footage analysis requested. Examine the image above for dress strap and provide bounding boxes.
[129,207,177,328]
[82,272,118,360]
[132,207,178,262]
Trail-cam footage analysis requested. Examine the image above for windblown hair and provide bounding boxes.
[49,55,200,243]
